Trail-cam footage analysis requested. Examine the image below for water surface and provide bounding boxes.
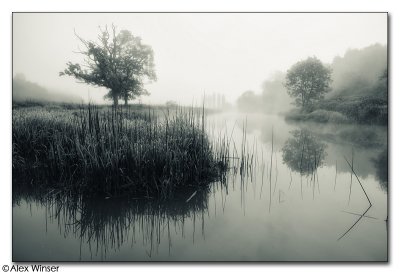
[13,113,388,261]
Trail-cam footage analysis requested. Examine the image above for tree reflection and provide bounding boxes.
[282,129,327,176]
[372,148,388,192]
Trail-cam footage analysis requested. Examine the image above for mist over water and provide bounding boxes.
[13,112,387,261]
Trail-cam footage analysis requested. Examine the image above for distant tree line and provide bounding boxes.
[236,44,387,122]
[236,72,291,114]
[13,73,81,103]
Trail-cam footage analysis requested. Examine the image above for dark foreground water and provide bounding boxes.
[13,113,388,261]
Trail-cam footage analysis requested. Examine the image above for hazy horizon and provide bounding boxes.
[13,13,387,105]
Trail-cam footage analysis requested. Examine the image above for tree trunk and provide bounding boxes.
[113,95,118,107]
[124,96,128,106]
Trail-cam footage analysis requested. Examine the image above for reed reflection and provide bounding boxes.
[13,186,212,260]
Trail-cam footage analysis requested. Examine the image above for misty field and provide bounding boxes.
[12,103,231,198]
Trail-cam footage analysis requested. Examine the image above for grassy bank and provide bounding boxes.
[12,103,230,198]
[285,95,388,125]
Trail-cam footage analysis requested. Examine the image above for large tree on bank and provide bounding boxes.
[60,25,156,106]
[285,57,332,111]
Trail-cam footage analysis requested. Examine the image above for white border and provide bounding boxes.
[1,1,397,273]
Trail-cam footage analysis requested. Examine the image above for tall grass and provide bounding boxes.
[12,104,231,198]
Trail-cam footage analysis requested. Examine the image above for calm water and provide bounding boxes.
[13,113,388,261]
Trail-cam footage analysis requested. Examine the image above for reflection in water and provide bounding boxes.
[282,130,327,176]
[338,156,373,241]
[13,185,214,260]
[12,114,388,261]
[372,148,388,192]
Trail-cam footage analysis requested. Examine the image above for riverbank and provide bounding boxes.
[285,95,388,125]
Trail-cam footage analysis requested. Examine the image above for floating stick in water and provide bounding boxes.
[348,148,354,205]
[186,191,197,203]
[338,155,373,241]
[343,155,372,206]
[341,210,378,220]
[337,205,371,241]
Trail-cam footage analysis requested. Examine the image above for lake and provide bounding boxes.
[12,112,388,261]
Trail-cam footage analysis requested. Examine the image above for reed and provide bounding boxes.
[12,104,230,198]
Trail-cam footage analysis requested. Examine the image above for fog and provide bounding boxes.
[329,43,387,98]
[237,71,291,113]
[236,43,387,113]
[13,13,387,105]
[13,74,82,103]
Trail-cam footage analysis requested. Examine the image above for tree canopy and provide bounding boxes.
[285,57,332,111]
[60,25,156,106]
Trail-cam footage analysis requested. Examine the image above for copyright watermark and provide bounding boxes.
[2,265,59,272]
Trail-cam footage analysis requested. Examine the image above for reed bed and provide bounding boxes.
[12,104,230,198]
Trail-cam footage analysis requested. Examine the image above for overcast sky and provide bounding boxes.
[13,13,387,105]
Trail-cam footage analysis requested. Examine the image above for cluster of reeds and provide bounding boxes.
[12,104,229,198]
